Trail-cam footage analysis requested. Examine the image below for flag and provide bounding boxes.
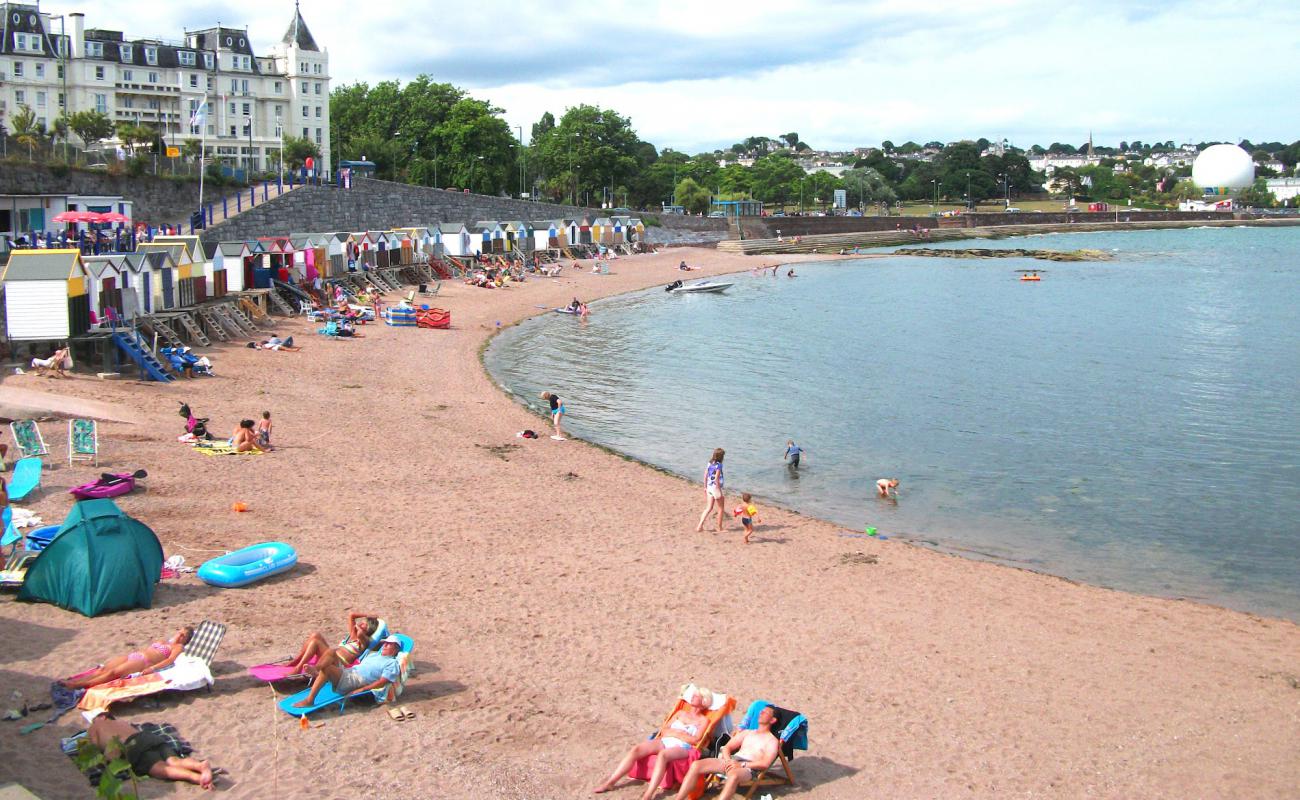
[189,99,208,130]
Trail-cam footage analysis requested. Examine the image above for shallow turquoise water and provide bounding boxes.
[485,227,1300,619]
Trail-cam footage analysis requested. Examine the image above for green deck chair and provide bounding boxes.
[69,419,98,466]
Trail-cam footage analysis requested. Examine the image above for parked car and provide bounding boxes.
[1005,207,1021,213]
[707,211,726,218]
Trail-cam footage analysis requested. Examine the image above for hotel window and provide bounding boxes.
[230,79,238,93]
[275,104,283,117]
[240,79,249,93]
[207,77,214,91]
[94,93,107,113]
[190,74,198,88]
[242,102,250,115]
[121,96,133,108]
[314,82,321,95]
[120,44,132,62]
[14,89,24,104]
[36,91,46,108]
[229,125,237,137]
[301,105,308,117]
[228,102,235,114]
[300,80,307,93]
[95,65,105,80]
[56,64,63,79]
[203,53,214,69]
[207,124,214,135]
[123,69,133,81]
[85,42,103,57]
[12,62,22,77]
[147,98,160,110]
[273,80,282,93]
[55,37,66,57]
[315,128,322,145]
[35,62,44,77]
[242,124,250,136]
[147,71,158,83]
[57,92,64,109]
[302,127,308,138]
[145,47,158,65]
[179,50,195,66]
[315,106,321,118]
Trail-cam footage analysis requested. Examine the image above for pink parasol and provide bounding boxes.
[51,210,101,224]
[94,211,132,224]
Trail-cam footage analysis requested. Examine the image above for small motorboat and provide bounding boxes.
[69,470,147,500]
[553,307,580,315]
[670,280,733,294]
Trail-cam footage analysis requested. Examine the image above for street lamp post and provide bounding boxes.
[966,171,972,210]
[517,125,524,200]
[799,177,805,215]
[244,115,254,176]
[276,118,283,185]
[931,178,938,209]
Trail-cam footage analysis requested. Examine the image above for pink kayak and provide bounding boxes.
[69,469,147,500]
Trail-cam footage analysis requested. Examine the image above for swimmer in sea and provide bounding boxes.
[877,478,899,498]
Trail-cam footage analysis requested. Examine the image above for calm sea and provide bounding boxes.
[485,227,1300,619]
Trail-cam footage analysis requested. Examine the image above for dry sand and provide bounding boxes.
[0,247,1297,799]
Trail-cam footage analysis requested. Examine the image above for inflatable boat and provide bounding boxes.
[197,542,298,588]
[69,470,146,500]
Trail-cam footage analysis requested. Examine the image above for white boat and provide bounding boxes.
[670,280,733,294]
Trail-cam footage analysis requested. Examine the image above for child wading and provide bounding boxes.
[736,493,761,544]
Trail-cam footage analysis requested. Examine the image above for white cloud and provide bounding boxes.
[74,0,1300,152]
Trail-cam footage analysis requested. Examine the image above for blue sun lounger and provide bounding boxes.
[278,633,413,716]
[7,457,42,502]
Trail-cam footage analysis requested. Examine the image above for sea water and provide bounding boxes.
[485,227,1300,619]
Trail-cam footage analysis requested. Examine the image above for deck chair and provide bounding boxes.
[69,419,98,466]
[418,282,440,296]
[248,618,390,682]
[402,289,416,305]
[715,700,809,798]
[76,620,227,717]
[627,686,737,796]
[317,320,340,337]
[278,633,414,716]
[10,420,48,458]
[7,458,42,502]
[0,550,38,589]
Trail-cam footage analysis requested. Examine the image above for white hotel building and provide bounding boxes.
[0,2,331,175]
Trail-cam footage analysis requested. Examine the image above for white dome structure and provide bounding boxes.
[1191,144,1255,195]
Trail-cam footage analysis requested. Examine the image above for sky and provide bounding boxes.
[77,0,1299,153]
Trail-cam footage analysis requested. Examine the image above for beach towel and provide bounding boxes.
[192,443,265,456]
[77,655,215,718]
[738,700,808,750]
[627,746,701,790]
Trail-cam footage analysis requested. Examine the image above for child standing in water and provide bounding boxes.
[540,391,565,440]
[784,440,804,469]
[255,411,273,451]
[876,478,900,498]
[736,493,761,544]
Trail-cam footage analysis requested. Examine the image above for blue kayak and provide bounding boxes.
[197,542,297,588]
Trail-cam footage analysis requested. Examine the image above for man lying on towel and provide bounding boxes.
[292,635,401,707]
[670,705,780,800]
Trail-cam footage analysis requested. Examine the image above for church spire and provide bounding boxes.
[282,2,319,51]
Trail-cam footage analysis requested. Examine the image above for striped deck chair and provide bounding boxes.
[76,620,227,716]
[714,700,809,799]
[10,420,48,458]
[69,419,98,466]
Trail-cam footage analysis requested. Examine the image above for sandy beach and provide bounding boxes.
[0,246,1297,799]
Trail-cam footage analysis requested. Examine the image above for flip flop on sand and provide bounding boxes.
[399,705,415,721]
[387,707,406,722]
[551,435,566,441]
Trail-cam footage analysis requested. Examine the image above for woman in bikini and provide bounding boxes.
[286,612,381,675]
[594,686,715,799]
[61,626,194,689]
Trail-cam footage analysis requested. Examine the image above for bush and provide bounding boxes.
[641,214,662,227]
[126,157,148,177]
[48,160,71,178]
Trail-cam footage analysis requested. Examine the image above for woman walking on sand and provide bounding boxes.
[695,448,727,532]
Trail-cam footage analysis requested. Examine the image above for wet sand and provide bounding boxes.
[0,247,1297,799]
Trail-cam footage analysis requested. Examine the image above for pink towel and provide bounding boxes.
[627,746,701,790]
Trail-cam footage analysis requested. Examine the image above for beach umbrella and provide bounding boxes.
[52,210,100,224]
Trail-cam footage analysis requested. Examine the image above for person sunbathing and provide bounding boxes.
[87,715,217,789]
[30,347,70,377]
[593,686,715,799]
[60,627,193,689]
[231,420,264,453]
[291,636,402,708]
[671,705,781,800]
[258,336,300,352]
[287,612,381,674]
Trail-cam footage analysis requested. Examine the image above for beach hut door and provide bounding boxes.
[161,268,175,309]
[142,272,153,313]
[100,276,123,317]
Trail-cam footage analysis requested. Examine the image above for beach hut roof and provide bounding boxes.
[81,254,127,279]
[438,222,466,234]
[246,240,269,254]
[290,236,312,249]
[152,235,204,262]
[136,242,192,265]
[594,217,613,225]
[217,241,249,257]
[202,242,220,260]
[1,249,85,282]
[143,251,176,270]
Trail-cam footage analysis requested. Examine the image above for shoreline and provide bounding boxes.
[0,247,1297,799]
[480,259,1295,624]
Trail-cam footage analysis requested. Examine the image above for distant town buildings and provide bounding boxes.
[0,2,331,174]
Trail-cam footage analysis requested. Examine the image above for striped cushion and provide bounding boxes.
[183,621,226,664]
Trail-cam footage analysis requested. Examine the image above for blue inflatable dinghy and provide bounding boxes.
[197,541,297,588]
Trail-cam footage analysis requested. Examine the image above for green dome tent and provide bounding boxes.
[18,499,164,617]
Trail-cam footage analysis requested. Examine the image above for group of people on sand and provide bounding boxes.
[694,448,764,544]
[55,609,407,789]
[230,411,272,452]
[594,685,783,800]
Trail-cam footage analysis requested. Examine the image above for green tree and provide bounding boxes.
[1238,178,1276,208]
[675,177,711,214]
[68,109,115,152]
[282,135,320,170]
[10,105,44,160]
[781,131,800,149]
[841,167,897,207]
[438,97,516,194]
[750,154,804,210]
[531,111,555,143]
[1170,179,1201,200]
[531,105,642,205]
[181,137,203,162]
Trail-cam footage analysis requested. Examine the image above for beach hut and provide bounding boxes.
[119,253,151,314]
[81,254,129,322]
[429,226,444,257]
[137,243,201,306]
[558,219,576,248]
[210,242,249,293]
[0,249,92,340]
[628,218,645,243]
[245,240,273,288]
[438,223,472,257]
[577,216,595,245]
[324,232,351,277]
